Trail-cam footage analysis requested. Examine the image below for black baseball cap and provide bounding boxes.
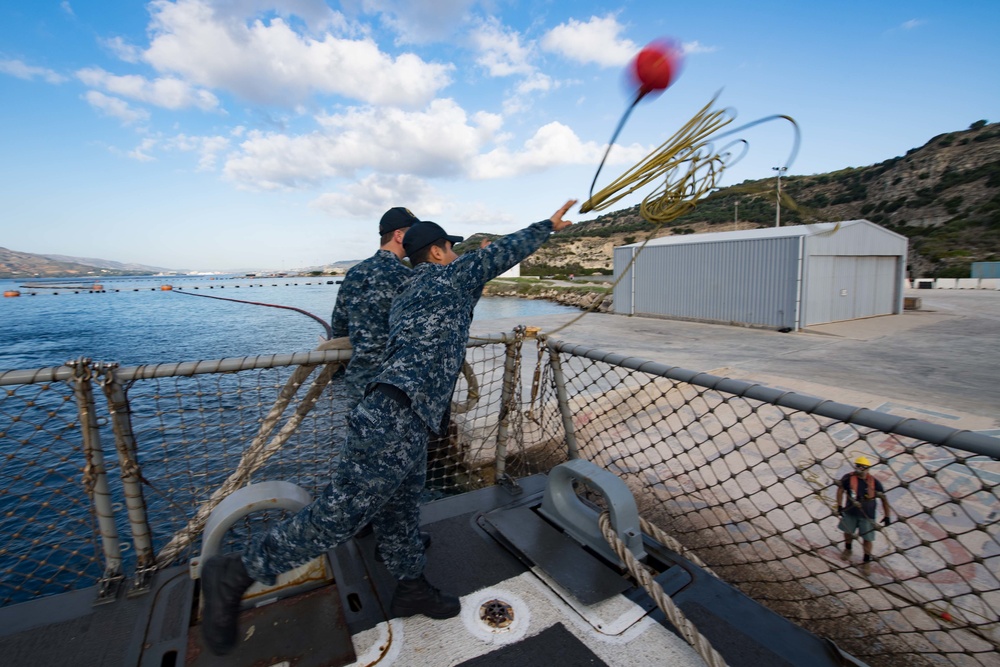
[403,221,464,257]
[379,207,421,235]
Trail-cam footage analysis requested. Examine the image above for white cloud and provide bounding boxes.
[224,90,655,192]
[223,99,502,190]
[471,18,535,77]
[682,40,717,56]
[142,0,452,107]
[102,36,143,63]
[128,137,158,161]
[540,15,638,67]
[60,1,74,17]
[164,133,231,170]
[0,59,67,84]
[901,19,926,30]
[310,173,445,219]
[470,121,649,179]
[361,0,476,43]
[77,67,220,111]
[83,91,151,125]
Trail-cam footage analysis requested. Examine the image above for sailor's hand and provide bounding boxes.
[550,200,577,232]
[480,238,492,249]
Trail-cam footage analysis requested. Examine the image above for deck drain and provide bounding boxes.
[479,599,515,629]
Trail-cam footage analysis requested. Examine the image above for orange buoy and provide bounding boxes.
[160,284,173,291]
[4,290,20,297]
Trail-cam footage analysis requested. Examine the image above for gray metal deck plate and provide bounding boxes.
[480,503,631,605]
[187,583,354,667]
[455,622,608,667]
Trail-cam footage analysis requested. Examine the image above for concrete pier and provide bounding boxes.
[471,288,1000,432]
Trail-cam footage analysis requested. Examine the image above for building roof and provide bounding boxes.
[616,219,885,248]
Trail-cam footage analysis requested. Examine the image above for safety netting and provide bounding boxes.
[1,331,997,667]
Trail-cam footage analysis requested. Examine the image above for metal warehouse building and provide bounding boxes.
[612,220,908,330]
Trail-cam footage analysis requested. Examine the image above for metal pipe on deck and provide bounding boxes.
[68,359,123,601]
[546,344,580,459]
[98,365,157,594]
[494,327,525,481]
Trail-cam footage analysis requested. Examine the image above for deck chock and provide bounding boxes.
[94,568,124,606]
[126,566,156,599]
[539,459,646,566]
[191,480,334,609]
[496,472,524,495]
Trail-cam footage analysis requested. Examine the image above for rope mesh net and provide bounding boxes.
[0,332,997,667]
[0,380,104,605]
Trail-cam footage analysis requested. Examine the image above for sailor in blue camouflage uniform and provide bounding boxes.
[331,207,417,409]
[200,200,577,656]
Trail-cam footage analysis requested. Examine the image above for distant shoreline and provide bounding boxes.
[484,278,613,312]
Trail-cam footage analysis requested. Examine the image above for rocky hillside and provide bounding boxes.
[516,120,999,279]
[0,247,155,279]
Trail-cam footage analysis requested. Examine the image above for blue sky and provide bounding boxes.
[2,1,997,272]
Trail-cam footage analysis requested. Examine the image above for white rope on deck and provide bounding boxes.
[598,511,729,667]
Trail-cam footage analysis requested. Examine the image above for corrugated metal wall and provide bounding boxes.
[613,246,636,315]
[801,222,907,325]
[624,237,801,329]
[803,256,899,325]
[613,221,907,329]
[972,262,1000,279]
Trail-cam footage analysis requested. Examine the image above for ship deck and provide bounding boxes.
[0,473,862,667]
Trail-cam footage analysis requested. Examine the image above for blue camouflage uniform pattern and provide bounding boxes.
[375,219,554,433]
[242,219,555,582]
[331,249,411,408]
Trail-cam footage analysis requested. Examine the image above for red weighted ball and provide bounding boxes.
[630,40,682,94]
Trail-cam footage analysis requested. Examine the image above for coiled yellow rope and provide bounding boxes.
[581,94,738,222]
[533,94,801,339]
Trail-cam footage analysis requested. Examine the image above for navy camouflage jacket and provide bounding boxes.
[375,219,554,433]
[331,249,411,406]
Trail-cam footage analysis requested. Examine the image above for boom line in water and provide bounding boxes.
[172,289,332,339]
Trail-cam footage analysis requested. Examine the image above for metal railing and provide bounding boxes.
[1,329,997,666]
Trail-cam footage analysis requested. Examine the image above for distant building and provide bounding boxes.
[613,220,907,330]
[971,262,1000,279]
[500,263,521,278]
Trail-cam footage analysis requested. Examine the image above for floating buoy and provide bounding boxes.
[160,284,173,291]
[4,290,20,298]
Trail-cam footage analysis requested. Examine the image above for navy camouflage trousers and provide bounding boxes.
[242,389,429,582]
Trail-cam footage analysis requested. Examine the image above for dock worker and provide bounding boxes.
[836,455,894,563]
[200,199,578,656]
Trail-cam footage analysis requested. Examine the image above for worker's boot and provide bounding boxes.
[390,574,461,619]
[201,553,254,655]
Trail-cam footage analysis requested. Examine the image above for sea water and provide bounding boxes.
[0,273,577,603]
[0,275,576,371]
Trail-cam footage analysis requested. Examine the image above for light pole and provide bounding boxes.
[772,166,787,227]
[734,199,739,231]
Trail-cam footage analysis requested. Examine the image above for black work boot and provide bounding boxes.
[375,531,432,563]
[201,553,254,655]
[390,574,461,619]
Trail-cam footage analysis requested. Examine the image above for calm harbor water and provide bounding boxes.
[0,275,576,372]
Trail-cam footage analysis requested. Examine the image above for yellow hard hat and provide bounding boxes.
[854,456,873,467]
